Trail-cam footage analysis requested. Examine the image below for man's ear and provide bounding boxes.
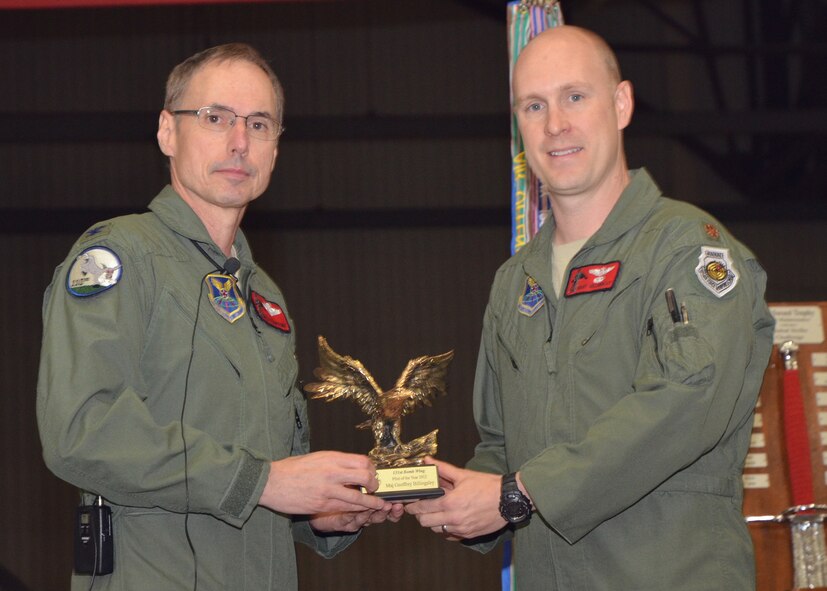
[269,145,278,173]
[157,110,175,157]
[614,80,634,131]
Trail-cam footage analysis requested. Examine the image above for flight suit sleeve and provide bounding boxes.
[287,380,361,556]
[467,305,508,475]
[36,238,268,528]
[291,520,360,559]
[463,304,512,554]
[519,244,774,544]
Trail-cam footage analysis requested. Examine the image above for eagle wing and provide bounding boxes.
[303,336,384,419]
[209,277,233,292]
[392,350,454,417]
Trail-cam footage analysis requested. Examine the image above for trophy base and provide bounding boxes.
[372,464,444,502]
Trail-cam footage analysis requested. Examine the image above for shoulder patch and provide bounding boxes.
[695,246,738,297]
[517,276,545,317]
[565,262,621,297]
[66,246,123,297]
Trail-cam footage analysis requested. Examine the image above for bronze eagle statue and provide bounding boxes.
[304,336,454,468]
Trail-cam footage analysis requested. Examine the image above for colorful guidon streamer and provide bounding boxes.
[508,0,563,255]
[504,4,564,590]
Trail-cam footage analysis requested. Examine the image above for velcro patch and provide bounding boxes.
[205,273,246,323]
[695,246,738,297]
[565,262,620,297]
[251,291,291,332]
[66,246,123,297]
[517,276,545,317]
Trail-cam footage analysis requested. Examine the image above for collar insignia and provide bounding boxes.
[518,276,545,317]
[695,246,738,297]
[80,223,111,244]
[205,273,246,323]
[251,291,291,332]
[66,246,123,297]
[565,261,621,297]
[704,223,720,240]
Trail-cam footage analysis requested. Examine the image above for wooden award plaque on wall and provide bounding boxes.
[744,302,827,591]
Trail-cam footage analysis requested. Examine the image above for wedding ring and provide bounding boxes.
[441,524,449,534]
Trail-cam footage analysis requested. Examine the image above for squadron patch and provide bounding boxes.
[518,276,545,317]
[565,262,621,297]
[66,246,123,297]
[205,273,246,323]
[695,246,739,297]
[251,291,291,332]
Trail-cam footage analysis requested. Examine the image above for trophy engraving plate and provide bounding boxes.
[305,336,453,501]
[374,465,442,501]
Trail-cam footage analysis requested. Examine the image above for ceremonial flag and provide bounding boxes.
[504,6,563,589]
[508,0,563,255]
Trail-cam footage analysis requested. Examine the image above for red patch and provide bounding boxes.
[251,291,291,332]
[565,262,621,297]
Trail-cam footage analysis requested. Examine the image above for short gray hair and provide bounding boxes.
[164,43,285,124]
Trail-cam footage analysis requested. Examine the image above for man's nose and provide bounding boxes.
[545,107,569,136]
[228,117,250,154]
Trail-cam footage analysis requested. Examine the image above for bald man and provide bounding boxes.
[407,26,773,590]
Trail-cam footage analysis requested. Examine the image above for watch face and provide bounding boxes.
[501,493,531,522]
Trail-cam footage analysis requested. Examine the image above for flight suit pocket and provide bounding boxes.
[270,344,302,455]
[494,316,538,448]
[141,287,243,439]
[573,276,642,368]
[659,323,715,387]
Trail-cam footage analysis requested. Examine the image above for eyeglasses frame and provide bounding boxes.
[170,106,284,140]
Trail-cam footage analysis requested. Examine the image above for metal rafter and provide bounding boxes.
[456,0,826,205]
[599,0,824,203]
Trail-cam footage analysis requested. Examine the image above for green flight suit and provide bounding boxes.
[467,169,774,590]
[37,186,354,590]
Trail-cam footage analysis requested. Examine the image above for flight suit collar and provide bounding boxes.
[148,185,255,269]
[521,217,556,305]
[587,168,662,247]
[519,168,661,303]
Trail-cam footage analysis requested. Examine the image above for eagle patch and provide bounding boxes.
[205,273,246,323]
[518,276,545,317]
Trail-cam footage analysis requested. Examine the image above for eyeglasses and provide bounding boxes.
[171,106,284,141]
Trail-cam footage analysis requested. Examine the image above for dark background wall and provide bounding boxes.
[2,1,826,589]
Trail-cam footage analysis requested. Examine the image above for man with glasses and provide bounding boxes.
[37,44,401,590]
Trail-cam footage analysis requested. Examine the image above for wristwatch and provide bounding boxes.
[499,472,532,524]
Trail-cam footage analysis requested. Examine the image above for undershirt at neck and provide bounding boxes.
[552,237,588,296]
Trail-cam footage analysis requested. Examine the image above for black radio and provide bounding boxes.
[74,496,114,576]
